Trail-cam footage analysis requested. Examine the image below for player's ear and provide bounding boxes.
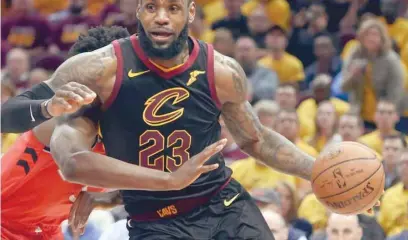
[136,3,141,20]
[188,1,196,24]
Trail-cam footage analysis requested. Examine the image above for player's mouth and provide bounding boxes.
[150,30,174,43]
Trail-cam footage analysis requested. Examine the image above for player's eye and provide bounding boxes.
[146,3,156,12]
[169,5,180,13]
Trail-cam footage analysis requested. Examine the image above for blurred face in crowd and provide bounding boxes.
[121,0,139,15]
[314,36,335,60]
[262,210,289,240]
[399,151,408,187]
[12,0,33,12]
[29,69,49,88]
[275,85,297,109]
[274,111,299,142]
[338,115,363,142]
[6,48,29,80]
[312,74,331,103]
[374,101,399,132]
[247,6,271,35]
[70,0,86,15]
[137,0,193,59]
[265,29,287,53]
[274,183,293,221]
[258,112,276,130]
[213,29,235,58]
[316,102,337,133]
[307,4,328,31]
[361,27,382,53]
[326,214,363,240]
[235,37,257,73]
[224,0,244,18]
[383,137,405,166]
[1,85,14,104]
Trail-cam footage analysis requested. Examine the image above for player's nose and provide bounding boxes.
[155,8,170,25]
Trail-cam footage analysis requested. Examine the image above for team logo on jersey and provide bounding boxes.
[186,70,206,86]
[143,87,190,126]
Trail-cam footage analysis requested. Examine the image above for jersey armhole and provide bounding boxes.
[206,44,222,110]
[102,40,124,110]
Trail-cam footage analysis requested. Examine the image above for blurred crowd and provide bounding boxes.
[1,0,408,239]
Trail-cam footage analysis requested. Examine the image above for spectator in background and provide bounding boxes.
[298,193,327,234]
[241,0,291,32]
[235,37,279,103]
[380,0,408,53]
[107,0,138,34]
[288,3,330,68]
[326,214,363,240]
[298,74,349,140]
[250,188,282,212]
[1,82,19,154]
[212,0,249,39]
[275,83,298,110]
[246,6,272,49]
[259,25,305,86]
[262,210,307,240]
[382,135,407,190]
[253,100,280,129]
[50,0,98,53]
[308,101,338,152]
[304,35,342,89]
[274,181,303,226]
[219,118,248,165]
[378,148,408,237]
[213,28,235,58]
[358,214,386,240]
[1,0,51,56]
[334,113,364,142]
[359,99,408,154]
[190,6,215,43]
[387,230,408,240]
[99,0,121,26]
[341,19,404,126]
[1,48,30,93]
[28,68,49,88]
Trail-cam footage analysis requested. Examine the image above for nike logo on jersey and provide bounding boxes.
[128,69,150,78]
[29,104,35,122]
[224,193,240,207]
[187,70,206,86]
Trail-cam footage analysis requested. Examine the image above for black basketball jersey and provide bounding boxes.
[99,35,232,216]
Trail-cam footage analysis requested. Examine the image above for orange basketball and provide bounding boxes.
[311,142,385,215]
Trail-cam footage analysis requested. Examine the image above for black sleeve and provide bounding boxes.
[1,83,55,133]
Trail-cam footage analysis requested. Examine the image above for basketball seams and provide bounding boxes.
[311,157,378,184]
[317,162,382,199]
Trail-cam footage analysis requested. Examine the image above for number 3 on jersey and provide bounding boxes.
[139,130,191,172]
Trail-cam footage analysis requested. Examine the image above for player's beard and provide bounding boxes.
[138,23,189,60]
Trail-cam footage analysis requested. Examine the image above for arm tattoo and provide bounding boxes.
[220,57,314,180]
[47,46,114,93]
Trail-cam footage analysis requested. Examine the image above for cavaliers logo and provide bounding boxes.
[143,87,190,126]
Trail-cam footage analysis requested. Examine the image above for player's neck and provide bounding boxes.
[149,42,190,69]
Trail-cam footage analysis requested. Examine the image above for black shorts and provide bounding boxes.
[127,179,274,240]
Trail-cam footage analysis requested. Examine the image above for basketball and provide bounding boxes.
[311,142,385,215]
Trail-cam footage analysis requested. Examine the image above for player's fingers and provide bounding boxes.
[194,139,227,165]
[375,200,381,207]
[56,90,85,104]
[53,97,73,110]
[199,164,219,173]
[366,208,373,214]
[78,85,97,100]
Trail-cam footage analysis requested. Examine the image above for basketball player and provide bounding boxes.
[1,26,222,240]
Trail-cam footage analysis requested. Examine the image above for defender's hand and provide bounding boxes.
[169,139,227,190]
[69,191,95,237]
[47,82,96,117]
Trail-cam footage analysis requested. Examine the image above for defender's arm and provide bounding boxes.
[214,52,315,180]
[1,46,115,133]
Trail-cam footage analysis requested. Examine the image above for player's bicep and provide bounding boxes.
[44,45,117,93]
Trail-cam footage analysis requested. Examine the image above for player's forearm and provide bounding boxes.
[1,83,54,133]
[241,126,314,181]
[55,150,173,191]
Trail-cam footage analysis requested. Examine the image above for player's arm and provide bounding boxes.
[50,109,224,190]
[214,52,315,180]
[0,45,113,133]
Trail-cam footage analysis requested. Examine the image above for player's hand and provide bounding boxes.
[168,139,227,190]
[366,189,384,214]
[47,82,97,117]
[68,191,95,238]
